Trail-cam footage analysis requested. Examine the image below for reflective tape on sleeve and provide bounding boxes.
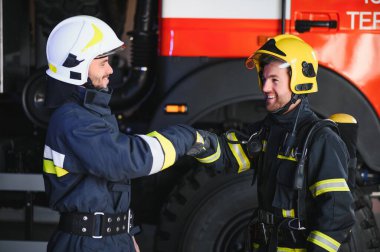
[282,209,295,218]
[262,140,267,152]
[196,141,221,164]
[138,135,165,174]
[307,230,340,252]
[43,145,68,177]
[309,178,350,198]
[146,131,176,170]
[277,247,306,252]
[44,145,65,167]
[226,132,251,173]
[43,160,69,177]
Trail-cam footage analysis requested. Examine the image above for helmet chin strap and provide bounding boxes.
[275,93,306,157]
[271,93,303,115]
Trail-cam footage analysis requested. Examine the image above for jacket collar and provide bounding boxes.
[78,87,113,116]
[266,98,315,130]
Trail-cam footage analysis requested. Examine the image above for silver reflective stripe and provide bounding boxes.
[44,145,53,159]
[43,145,68,177]
[309,178,350,198]
[307,231,340,252]
[44,145,65,167]
[138,135,164,175]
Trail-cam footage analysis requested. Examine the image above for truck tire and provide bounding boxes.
[155,167,380,252]
[340,188,380,252]
[154,167,258,252]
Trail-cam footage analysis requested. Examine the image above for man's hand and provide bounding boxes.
[186,130,211,156]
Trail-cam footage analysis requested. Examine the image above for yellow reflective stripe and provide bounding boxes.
[253,242,260,249]
[196,141,221,164]
[49,63,57,73]
[226,132,251,173]
[262,140,267,152]
[82,23,103,52]
[307,231,340,252]
[277,148,297,162]
[277,247,306,252]
[309,178,350,198]
[147,131,176,170]
[277,154,296,162]
[43,159,69,177]
[282,209,295,218]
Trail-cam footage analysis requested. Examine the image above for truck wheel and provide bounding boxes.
[340,188,380,252]
[22,69,53,128]
[154,167,258,252]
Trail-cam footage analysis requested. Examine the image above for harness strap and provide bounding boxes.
[295,119,338,221]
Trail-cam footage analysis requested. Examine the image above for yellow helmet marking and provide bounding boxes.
[81,23,103,52]
[49,63,57,73]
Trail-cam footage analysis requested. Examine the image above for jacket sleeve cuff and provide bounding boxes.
[307,230,341,252]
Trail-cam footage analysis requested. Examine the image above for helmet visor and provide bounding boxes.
[245,52,289,70]
[95,44,126,59]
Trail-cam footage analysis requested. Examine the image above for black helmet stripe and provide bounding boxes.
[63,53,84,68]
[258,39,286,57]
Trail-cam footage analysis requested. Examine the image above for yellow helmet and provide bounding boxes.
[246,34,318,94]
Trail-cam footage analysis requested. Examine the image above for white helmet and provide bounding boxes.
[46,15,125,85]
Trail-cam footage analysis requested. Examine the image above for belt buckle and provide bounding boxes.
[92,212,104,239]
[288,218,306,230]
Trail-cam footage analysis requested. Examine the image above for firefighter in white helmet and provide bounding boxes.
[46,15,124,85]
[43,15,206,252]
[190,34,355,251]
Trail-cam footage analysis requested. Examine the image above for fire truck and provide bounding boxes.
[0,0,380,251]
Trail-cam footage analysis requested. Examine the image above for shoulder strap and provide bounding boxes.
[295,119,338,221]
[294,119,338,189]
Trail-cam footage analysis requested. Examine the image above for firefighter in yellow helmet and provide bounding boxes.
[189,34,355,251]
[245,34,318,114]
[43,15,207,252]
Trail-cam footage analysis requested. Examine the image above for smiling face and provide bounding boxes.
[261,60,299,114]
[88,56,113,89]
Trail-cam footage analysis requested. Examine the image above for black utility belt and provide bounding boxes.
[58,211,132,238]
